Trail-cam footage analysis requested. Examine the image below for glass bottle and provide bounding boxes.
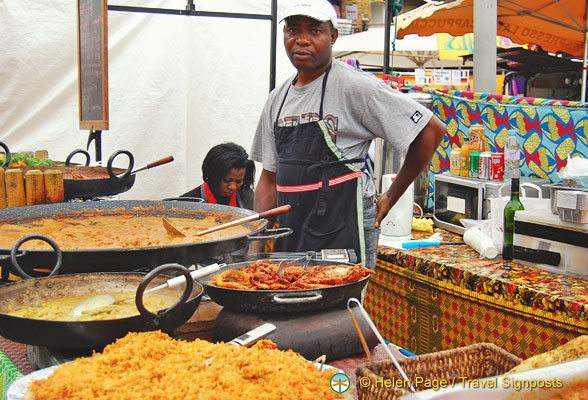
[504,129,521,180]
[459,136,471,177]
[502,177,525,261]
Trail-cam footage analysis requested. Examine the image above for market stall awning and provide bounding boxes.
[462,47,583,74]
[396,0,587,58]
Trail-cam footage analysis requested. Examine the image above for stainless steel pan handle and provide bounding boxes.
[272,292,322,304]
[247,227,292,241]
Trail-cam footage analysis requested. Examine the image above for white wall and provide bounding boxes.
[0,0,296,200]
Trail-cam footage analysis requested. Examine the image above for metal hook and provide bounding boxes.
[347,298,416,393]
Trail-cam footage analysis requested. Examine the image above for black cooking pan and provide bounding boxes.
[0,200,290,276]
[1,143,137,199]
[198,259,371,313]
[0,263,202,349]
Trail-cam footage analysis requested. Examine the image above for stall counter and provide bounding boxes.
[365,230,588,359]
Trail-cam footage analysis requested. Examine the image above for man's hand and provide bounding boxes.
[375,114,446,227]
[375,191,395,228]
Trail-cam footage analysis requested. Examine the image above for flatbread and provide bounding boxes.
[507,335,588,373]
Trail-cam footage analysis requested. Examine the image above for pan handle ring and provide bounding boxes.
[10,234,63,279]
[0,141,11,168]
[272,292,323,304]
[135,263,193,329]
[107,150,134,181]
[161,197,205,203]
[65,149,91,166]
[247,227,293,241]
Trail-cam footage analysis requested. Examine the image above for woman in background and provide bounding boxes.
[182,142,255,210]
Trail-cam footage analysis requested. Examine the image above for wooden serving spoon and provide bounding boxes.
[162,216,188,236]
[196,204,291,236]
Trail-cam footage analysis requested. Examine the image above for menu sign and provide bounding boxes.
[77,0,109,130]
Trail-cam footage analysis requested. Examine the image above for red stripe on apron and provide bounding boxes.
[277,171,362,193]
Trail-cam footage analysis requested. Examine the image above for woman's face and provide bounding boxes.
[216,168,246,198]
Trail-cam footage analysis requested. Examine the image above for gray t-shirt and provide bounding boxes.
[250,59,433,197]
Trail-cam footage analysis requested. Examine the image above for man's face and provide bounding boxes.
[283,16,338,72]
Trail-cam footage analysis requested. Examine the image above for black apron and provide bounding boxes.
[273,66,366,262]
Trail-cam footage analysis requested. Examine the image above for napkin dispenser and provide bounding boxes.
[514,209,588,278]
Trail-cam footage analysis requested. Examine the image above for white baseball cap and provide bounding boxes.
[281,0,338,29]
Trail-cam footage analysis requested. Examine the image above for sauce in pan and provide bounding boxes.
[6,292,176,321]
[0,213,252,250]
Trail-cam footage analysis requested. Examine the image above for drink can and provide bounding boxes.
[491,152,504,180]
[469,151,480,178]
[479,152,492,179]
[469,124,484,152]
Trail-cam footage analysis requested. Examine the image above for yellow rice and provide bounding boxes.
[27,331,345,400]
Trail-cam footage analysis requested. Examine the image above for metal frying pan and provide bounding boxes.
[198,258,371,313]
[0,263,203,349]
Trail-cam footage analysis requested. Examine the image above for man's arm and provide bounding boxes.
[248,169,278,253]
[375,114,446,227]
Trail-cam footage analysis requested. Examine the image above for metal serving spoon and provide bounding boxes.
[276,251,316,278]
[70,263,225,316]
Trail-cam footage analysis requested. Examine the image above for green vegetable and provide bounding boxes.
[0,153,56,166]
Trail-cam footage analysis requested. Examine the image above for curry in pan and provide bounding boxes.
[6,291,176,321]
[0,211,252,250]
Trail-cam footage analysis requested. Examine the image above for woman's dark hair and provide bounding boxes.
[202,142,255,190]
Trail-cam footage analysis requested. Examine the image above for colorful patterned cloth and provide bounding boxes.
[365,231,588,359]
[412,87,588,208]
[1,350,22,400]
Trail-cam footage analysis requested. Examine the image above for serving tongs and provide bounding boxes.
[347,298,416,393]
[205,323,277,367]
[276,250,316,278]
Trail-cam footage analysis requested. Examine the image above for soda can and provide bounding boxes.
[479,152,492,179]
[469,151,480,178]
[469,124,484,152]
[491,152,504,180]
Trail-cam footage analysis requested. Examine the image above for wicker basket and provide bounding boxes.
[355,343,522,400]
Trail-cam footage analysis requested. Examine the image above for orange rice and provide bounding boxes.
[27,331,345,400]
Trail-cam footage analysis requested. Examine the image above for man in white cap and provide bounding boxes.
[249,0,446,269]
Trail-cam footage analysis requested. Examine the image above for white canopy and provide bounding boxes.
[333,27,473,70]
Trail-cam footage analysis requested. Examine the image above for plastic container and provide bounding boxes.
[556,190,588,223]
[449,145,460,175]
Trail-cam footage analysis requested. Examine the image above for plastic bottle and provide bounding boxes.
[449,145,461,175]
[504,129,521,180]
[459,136,471,177]
[502,177,525,261]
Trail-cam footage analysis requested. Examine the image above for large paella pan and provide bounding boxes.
[0,200,290,276]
